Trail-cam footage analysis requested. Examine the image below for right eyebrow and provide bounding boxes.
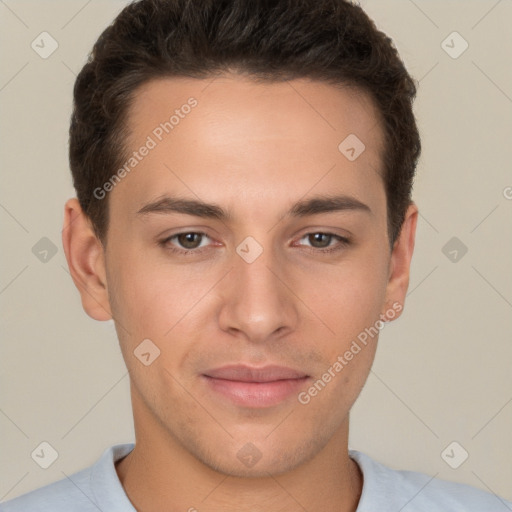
[137,196,230,221]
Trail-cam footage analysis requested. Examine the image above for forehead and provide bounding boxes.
[129,74,384,150]
[113,74,386,219]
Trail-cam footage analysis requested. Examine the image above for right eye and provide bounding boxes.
[160,232,213,254]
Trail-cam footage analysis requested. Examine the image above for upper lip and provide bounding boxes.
[203,365,308,382]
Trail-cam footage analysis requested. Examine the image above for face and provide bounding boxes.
[66,74,416,477]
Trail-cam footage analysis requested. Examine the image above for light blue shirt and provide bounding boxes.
[1,443,511,511]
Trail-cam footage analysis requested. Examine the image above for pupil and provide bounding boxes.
[179,233,200,249]
[311,233,331,248]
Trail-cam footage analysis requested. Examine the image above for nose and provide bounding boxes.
[217,245,299,344]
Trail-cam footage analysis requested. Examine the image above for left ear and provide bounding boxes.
[381,202,418,320]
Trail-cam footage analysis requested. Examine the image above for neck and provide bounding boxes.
[116,422,362,512]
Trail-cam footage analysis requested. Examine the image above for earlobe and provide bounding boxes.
[62,198,112,321]
[382,202,418,320]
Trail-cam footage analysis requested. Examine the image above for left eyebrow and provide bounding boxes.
[136,193,372,221]
[288,194,372,217]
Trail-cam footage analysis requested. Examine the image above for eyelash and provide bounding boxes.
[159,231,350,256]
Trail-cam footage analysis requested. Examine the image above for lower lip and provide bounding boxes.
[202,375,310,408]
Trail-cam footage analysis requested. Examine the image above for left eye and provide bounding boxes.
[297,232,347,250]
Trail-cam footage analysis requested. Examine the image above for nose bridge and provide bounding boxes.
[218,239,297,342]
[238,247,280,302]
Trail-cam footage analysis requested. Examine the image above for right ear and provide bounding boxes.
[62,198,112,321]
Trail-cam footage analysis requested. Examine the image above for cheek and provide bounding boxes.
[296,260,387,412]
[299,252,389,348]
[106,246,220,347]
[105,246,169,345]
[107,240,162,312]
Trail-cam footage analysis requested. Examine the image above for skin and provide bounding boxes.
[62,74,417,512]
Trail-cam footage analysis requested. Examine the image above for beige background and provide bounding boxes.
[1,0,511,504]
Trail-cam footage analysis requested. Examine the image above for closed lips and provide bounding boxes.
[203,365,309,382]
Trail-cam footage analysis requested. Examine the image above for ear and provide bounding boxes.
[62,198,112,321]
[381,202,418,321]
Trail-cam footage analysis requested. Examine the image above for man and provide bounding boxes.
[2,0,510,510]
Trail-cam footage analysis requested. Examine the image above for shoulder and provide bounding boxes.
[0,444,135,512]
[350,450,512,512]
[0,467,95,512]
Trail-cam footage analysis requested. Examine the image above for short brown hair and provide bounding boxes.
[70,0,421,247]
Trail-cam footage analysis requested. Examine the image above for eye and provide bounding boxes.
[161,232,212,253]
[159,231,350,256]
[297,232,350,253]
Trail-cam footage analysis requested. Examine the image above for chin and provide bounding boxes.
[192,434,326,478]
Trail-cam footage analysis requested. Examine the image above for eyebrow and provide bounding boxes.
[136,194,372,220]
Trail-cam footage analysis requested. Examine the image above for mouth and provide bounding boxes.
[201,365,310,408]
